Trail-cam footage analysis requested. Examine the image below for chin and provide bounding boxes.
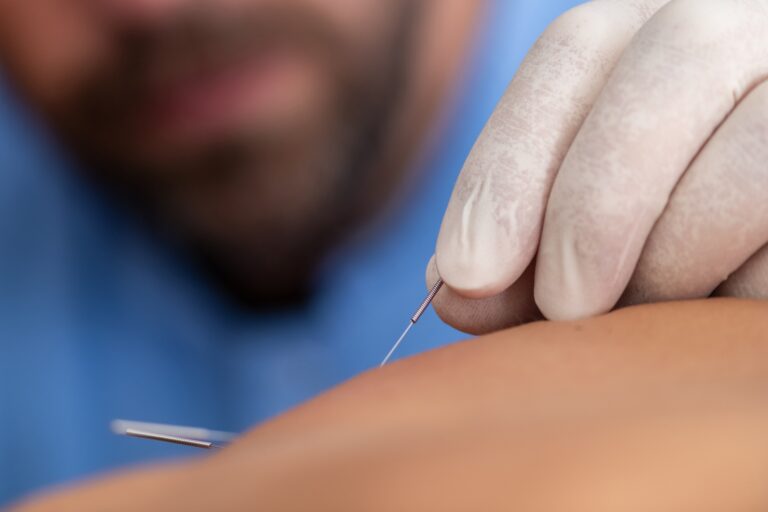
[192,234,330,309]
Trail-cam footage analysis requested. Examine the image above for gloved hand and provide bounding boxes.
[430,0,768,334]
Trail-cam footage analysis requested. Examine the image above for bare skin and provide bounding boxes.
[14,299,768,511]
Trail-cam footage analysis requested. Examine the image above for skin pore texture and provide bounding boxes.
[14,299,768,511]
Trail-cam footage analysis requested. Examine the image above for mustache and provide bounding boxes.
[76,3,350,122]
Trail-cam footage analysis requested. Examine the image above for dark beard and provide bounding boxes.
[47,1,424,308]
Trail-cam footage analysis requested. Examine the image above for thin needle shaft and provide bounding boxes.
[380,279,444,367]
[111,419,236,443]
[124,428,219,449]
[380,321,414,367]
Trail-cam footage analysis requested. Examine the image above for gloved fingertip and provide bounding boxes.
[425,255,440,289]
[435,249,514,299]
[534,228,611,321]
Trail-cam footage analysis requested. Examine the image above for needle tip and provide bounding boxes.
[380,321,414,367]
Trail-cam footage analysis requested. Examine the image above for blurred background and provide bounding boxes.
[0,0,579,504]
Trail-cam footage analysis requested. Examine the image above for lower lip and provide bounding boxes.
[136,50,318,152]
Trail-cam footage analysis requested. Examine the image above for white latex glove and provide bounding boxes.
[431,0,768,334]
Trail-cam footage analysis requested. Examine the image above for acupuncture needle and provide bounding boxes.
[114,282,445,449]
[380,278,444,367]
[111,419,236,450]
[124,428,220,449]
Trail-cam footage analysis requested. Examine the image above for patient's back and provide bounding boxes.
[16,299,768,511]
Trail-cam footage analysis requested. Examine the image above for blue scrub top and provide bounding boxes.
[0,0,580,503]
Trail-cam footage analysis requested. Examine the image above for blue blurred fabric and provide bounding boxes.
[0,0,580,503]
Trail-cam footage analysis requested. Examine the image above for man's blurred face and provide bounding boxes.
[0,0,420,302]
